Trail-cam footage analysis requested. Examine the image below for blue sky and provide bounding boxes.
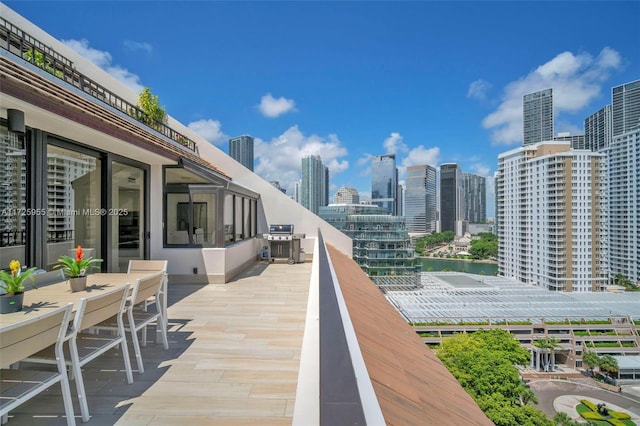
[6,1,640,218]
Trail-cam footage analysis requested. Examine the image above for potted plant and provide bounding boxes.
[55,245,103,292]
[0,260,37,313]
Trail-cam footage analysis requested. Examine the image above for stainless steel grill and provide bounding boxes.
[263,224,305,264]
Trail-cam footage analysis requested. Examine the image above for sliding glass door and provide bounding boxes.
[111,161,145,272]
[46,143,101,270]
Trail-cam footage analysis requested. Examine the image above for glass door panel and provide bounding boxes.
[0,126,27,268]
[111,162,144,272]
[46,144,101,270]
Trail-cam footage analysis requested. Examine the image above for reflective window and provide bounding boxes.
[224,193,234,245]
[234,196,242,241]
[0,125,27,267]
[46,143,101,269]
[192,192,216,247]
[166,193,191,245]
[164,166,257,248]
[111,161,145,271]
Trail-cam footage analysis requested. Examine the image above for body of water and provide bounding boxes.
[418,257,499,275]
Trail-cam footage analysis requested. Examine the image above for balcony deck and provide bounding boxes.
[7,247,493,425]
[7,261,311,425]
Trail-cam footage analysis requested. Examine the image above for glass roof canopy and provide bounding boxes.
[386,272,640,324]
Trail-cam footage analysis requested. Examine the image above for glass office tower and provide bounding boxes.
[371,154,399,215]
[301,155,328,215]
[440,163,466,235]
[405,165,437,233]
[463,173,487,224]
[228,135,254,171]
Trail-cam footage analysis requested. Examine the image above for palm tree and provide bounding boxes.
[582,351,599,377]
[599,354,619,381]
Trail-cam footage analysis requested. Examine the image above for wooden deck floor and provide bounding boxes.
[6,261,311,425]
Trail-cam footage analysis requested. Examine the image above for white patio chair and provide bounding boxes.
[126,272,169,373]
[1,304,76,426]
[26,285,133,422]
[94,271,168,374]
[127,260,168,345]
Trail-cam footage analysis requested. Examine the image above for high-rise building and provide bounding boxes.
[554,132,586,150]
[405,165,437,233]
[612,80,640,137]
[228,135,254,171]
[293,181,301,202]
[0,130,28,246]
[301,155,328,214]
[605,80,640,284]
[371,154,399,215]
[462,173,486,224]
[523,88,554,145]
[439,163,466,235]
[584,105,612,151]
[495,142,606,292]
[333,186,360,204]
[604,129,640,284]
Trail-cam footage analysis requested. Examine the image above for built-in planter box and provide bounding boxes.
[201,239,262,284]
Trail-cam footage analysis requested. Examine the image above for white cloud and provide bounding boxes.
[482,47,622,146]
[124,40,153,54]
[356,153,373,168]
[187,119,227,146]
[254,125,348,195]
[401,146,440,169]
[468,163,491,178]
[467,79,492,100]
[62,38,144,93]
[383,132,408,154]
[258,93,296,118]
[397,145,441,182]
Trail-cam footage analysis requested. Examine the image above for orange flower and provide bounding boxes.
[76,245,83,262]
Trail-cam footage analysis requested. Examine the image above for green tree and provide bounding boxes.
[478,394,553,426]
[553,411,584,426]
[415,231,455,255]
[612,273,638,291]
[599,354,619,376]
[581,351,599,376]
[437,330,550,424]
[469,233,498,259]
[137,87,166,129]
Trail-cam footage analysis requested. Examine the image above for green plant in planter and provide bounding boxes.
[137,87,166,129]
[22,49,64,78]
[0,260,37,295]
[55,245,103,278]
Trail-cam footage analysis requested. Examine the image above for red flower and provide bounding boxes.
[76,245,83,263]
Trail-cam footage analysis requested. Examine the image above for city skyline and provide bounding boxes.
[7,1,639,218]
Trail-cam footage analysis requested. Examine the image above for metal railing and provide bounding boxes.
[0,16,197,152]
